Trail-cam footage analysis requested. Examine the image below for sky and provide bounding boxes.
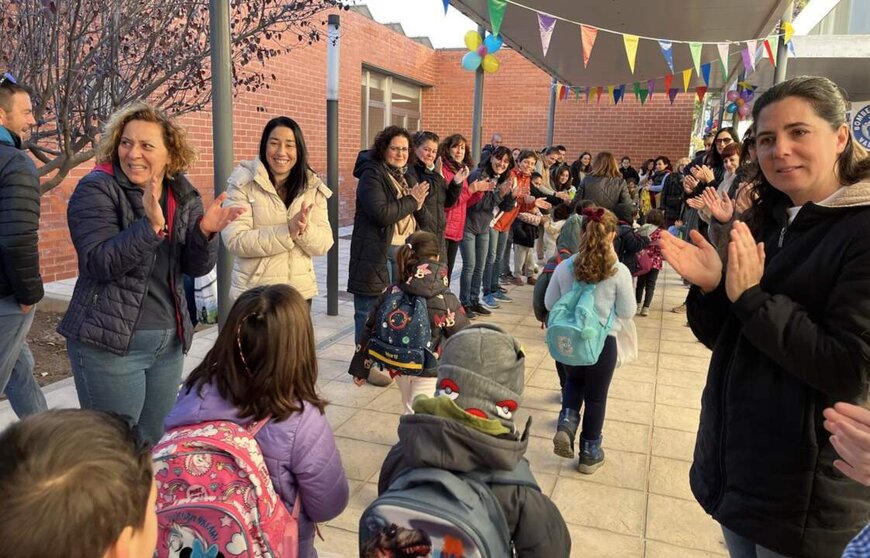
[354,0,473,48]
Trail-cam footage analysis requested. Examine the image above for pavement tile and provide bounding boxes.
[551,477,646,536]
[646,494,729,554]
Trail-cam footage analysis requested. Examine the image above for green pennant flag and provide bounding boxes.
[489,0,508,37]
[633,81,640,100]
[639,88,649,105]
[689,42,703,76]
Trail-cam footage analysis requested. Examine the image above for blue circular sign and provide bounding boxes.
[852,104,870,149]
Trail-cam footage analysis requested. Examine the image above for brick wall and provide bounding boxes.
[35,9,695,283]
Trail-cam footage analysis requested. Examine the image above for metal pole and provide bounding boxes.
[209,0,233,328]
[326,14,340,316]
[717,91,727,129]
[470,24,485,165]
[774,0,795,84]
[546,76,556,146]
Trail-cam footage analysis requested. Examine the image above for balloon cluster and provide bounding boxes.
[704,118,720,135]
[725,88,756,119]
[461,31,503,73]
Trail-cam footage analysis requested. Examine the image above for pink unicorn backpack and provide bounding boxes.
[152,419,300,558]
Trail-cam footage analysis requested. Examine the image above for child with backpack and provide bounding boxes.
[349,230,469,414]
[544,207,636,473]
[0,409,157,558]
[634,209,665,316]
[613,202,650,275]
[159,284,349,558]
[366,323,571,557]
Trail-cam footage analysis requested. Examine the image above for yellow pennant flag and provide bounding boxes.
[682,68,692,93]
[623,34,640,74]
[607,85,615,103]
[783,21,794,44]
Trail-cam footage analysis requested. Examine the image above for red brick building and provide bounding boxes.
[36,6,696,283]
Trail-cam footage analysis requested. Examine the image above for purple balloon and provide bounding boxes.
[738,104,752,117]
[726,90,739,102]
[740,90,752,101]
[477,45,488,57]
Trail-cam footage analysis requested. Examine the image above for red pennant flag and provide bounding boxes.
[581,25,598,69]
[764,39,776,67]
[696,86,708,102]
[596,86,604,103]
[664,74,673,92]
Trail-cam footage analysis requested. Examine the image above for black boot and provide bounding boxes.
[553,408,580,458]
[578,435,605,474]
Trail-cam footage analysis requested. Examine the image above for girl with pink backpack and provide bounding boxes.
[157,284,349,558]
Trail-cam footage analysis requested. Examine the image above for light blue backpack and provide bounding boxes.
[546,281,615,366]
[359,460,539,557]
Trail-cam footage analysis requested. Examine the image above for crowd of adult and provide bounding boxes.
[1,73,870,558]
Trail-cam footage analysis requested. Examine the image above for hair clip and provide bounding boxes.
[0,72,17,87]
[406,243,413,250]
[235,312,261,375]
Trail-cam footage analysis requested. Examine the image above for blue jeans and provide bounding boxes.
[0,295,47,417]
[459,230,490,306]
[483,229,509,295]
[68,328,183,444]
[721,526,790,558]
[353,294,379,345]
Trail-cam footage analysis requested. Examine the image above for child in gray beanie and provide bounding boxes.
[377,324,571,556]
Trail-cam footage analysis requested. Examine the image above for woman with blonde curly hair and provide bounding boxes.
[544,207,635,473]
[58,101,244,443]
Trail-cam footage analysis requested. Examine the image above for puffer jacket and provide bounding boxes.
[378,412,571,556]
[409,161,461,259]
[348,258,469,380]
[58,164,216,355]
[614,221,650,274]
[661,172,685,221]
[0,127,43,305]
[577,175,632,211]
[686,182,870,557]
[442,163,483,242]
[164,382,349,558]
[221,158,333,301]
[465,168,514,236]
[347,151,432,296]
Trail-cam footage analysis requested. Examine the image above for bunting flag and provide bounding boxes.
[788,40,797,57]
[585,87,592,103]
[696,86,707,102]
[658,40,674,73]
[555,83,562,99]
[664,73,673,92]
[560,84,569,100]
[607,85,615,104]
[614,85,625,105]
[537,13,556,57]
[488,0,507,37]
[763,38,777,66]
[574,86,582,101]
[639,88,649,105]
[668,88,679,105]
[647,78,656,99]
[596,86,604,103]
[633,81,640,100]
[581,25,598,68]
[700,62,711,87]
[717,43,730,79]
[682,68,692,92]
[623,34,640,73]
[741,48,754,74]
[689,42,703,76]
[745,40,757,72]
[442,0,449,14]
[783,21,794,44]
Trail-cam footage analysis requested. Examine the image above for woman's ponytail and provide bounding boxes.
[574,207,618,283]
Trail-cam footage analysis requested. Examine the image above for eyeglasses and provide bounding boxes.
[714,138,733,145]
[0,72,17,87]
[745,138,756,148]
[388,146,409,153]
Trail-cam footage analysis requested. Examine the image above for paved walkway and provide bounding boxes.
[0,242,729,557]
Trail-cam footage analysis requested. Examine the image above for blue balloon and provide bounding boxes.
[726,102,738,114]
[461,51,482,71]
[484,33,503,54]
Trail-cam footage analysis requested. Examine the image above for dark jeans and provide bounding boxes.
[560,336,618,440]
[635,268,660,308]
[445,239,461,284]
[503,231,514,275]
[483,229,509,295]
[68,328,183,444]
[353,294,379,345]
[555,361,566,390]
[0,295,47,418]
[721,526,789,558]
[459,230,489,306]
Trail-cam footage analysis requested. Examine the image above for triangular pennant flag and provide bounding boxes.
[574,86,582,101]
[668,88,679,105]
[696,86,707,102]
[488,0,507,37]
[664,74,673,92]
[560,84,569,100]
[717,43,730,79]
[745,40,757,72]
[639,88,649,105]
[658,40,674,73]
[555,83,562,99]
[581,25,598,68]
[596,86,604,103]
[585,87,591,103]
[647,79,656,99]
[764,38,777,66]
[614,85,625,105]
[783,21,794,44]
[788,40,797,57]
[607,85,615,104]
[701,62,711,86]
[682,68,692,92]
[689,42,703,76]
[741,48,754,74]
[537,13,556,57]
[623,34,640,73]
[633,81,640,100]
[442,0,449,14]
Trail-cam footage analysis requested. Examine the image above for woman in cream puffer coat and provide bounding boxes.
[222,117,333,303]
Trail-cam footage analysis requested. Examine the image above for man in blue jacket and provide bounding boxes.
[0,74,47,417]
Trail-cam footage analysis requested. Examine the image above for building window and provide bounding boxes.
[361,69,422,149]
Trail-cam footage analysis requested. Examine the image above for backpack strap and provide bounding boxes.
[465,458,541,492]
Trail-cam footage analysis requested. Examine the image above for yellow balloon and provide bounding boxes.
[481,54,500,73]
[464,30,482,51]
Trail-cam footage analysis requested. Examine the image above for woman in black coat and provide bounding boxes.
[348,126,431,346]
[661,76,870,557]
[409,131,462,262]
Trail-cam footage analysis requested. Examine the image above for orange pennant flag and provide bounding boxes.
[581,25,598,69]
